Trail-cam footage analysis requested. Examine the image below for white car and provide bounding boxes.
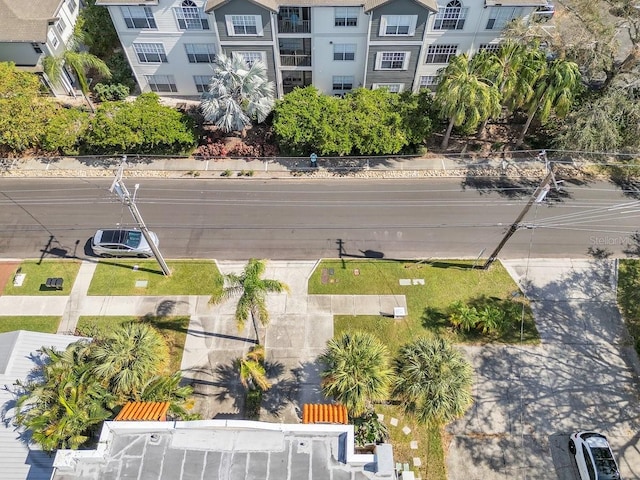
[569,431,622,480]
[92,229,158,258]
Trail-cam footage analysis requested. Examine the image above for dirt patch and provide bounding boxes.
[0,261,20,296]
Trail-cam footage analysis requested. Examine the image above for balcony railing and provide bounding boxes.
[280,54,311,66]
[278,19,310,34]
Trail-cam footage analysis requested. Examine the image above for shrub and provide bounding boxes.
[353,410,389,446]
[246,388,262,420]
[221,169,232,177]
[230,142,261,157]
[194,139,228,157]
[245,170,254,177]
[93,83,130,102]
[41,107,90,155]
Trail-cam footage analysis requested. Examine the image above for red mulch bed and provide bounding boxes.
[0,262,19,296]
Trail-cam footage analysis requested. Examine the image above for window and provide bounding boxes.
[335,7,358,27]
[145,75,177,93]
[425,44,457,63]
[194,75,211,93]
[332,76,354,90]
[373,83,403,93]
[56,18,66,34]
[226,15,261,35]
[174,1,209,30]
[479,43,501,53]
[380,15,416,36]
[121,6,156,29]
[376,52,409,70]
[433,0,468,30]
[32,43,43,54]
[486,7,523,30]
[582,446,596,480]
[419,75,438,91]
[334,44,355,61]
[48,29,59,48]
[67,0,77,13]
[185,44,216,63]
[235,51,265,68]
[133,43,167,63]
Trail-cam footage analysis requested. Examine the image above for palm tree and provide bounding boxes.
[139,372,200,420]
[393,337,473,425]
[43,30,111,112]
[209,259,289,345]
[91,322,170,399]
[236,345,271,391]
[200,53,275,135]
[435,53,501,149]
[516,59,582,146]
[319,331,393,418]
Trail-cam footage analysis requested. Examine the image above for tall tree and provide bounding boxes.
[236,345,271,391]
[209,259,289,345]
[200,53,275,134]
[393,337,473,425]
[319,331,393,417]
[91,322,170,399]
[516,59,582,146]
[435,53,501,149]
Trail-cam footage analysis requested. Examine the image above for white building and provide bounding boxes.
[0,0,81,95]
[96,0,554,98]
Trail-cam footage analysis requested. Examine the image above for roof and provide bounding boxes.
[205,0,438,13]
[95,0,158,5]
[53,420,394,480]
[484,0,549,5]
[302,404,348,424]
[0,0,62,43]
[0,331,86,480]
[115,402,170,422]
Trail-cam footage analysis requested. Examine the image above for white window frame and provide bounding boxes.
[425,44,457,63]
[419,75,438,90]
[433,0,468,30]
[48,29,59,49]
[333,44,356,61]
[56,18,67,34]
[478,43,501,53]
[226,15,263,36]
[332,75,354,90]
[174,3,210,31]
[486,7,523,30]
[234,51,266,68]
[194,75,211,93]
[334,7,359,27]
[133,43,168,63]
[372,83,404,93]
[185,43,216,63]
[375,52,410,70]
[145,75,178,93]
[121,6,156,29]
[379,15,417,36]
[67,0,77,13]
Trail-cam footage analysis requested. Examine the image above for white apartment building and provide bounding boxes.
[96,0,554,98]
[0,0,81,95]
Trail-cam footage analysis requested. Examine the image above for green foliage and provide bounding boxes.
[398,89,434,146]
[393,337,473,425]
[41,106,90,155]
[83,93,197,154]
[77,0,120,58]
[104,51,136,90]
[93,82,130,102]
[617,259,640,354]
[236,345,271,391]
[353,409,389,446]
[13,324,198,452]
[448,300,479,332]
[320,331,393,417]
[246,388,263,420]
[448,297,510,335]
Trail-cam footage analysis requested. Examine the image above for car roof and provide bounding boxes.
[585,436,610,449]
[99,230,129,243]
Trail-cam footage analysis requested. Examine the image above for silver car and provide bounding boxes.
[92,229,158,258]
[569,431,622,480]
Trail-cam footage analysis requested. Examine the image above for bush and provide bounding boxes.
[194,139,227,157]
[221,169,232,177]
[353,409,389,446]
[246,388,262,420]
[41,107,90,155]
[93,83,129,102]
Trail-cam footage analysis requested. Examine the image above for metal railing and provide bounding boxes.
[277,20,310,33]
[279,54,312,67]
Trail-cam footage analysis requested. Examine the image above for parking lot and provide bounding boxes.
[446,259,640,480]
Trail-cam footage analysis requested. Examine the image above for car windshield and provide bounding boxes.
[592,447,620,480]
[124,231,142,248]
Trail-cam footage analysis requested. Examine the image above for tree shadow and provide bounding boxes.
[420,306,448,333]
[622,231,640,257]
[210,361,244,416]
[587,246,612,259]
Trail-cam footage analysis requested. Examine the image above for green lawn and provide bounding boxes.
[0,316,61,333]
[310,259,538,480]
[76,315,190,372]
[2,260,81,295]
[87,260,221,296]
[617,259,640,354]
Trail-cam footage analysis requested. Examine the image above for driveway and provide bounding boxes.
[446,259,640,480]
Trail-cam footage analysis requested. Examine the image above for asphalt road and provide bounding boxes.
[0,177,638,260]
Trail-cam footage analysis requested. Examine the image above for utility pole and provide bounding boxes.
[482,152,556,270]
[109,157,171,276]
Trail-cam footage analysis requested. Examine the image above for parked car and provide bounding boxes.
[569,431,622,480]
[92,229,158,258]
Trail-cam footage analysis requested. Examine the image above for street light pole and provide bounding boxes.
[109,158,171,276]
[481,152,556,270]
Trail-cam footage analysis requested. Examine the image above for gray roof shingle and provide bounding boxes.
[0,0,63,43]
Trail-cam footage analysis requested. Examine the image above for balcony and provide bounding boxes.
[277,7,311,34]
[280,54,311,66]
[279,38,311,67]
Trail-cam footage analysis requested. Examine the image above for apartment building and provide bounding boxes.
[0,0,81,95]
[96,0,553,98]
